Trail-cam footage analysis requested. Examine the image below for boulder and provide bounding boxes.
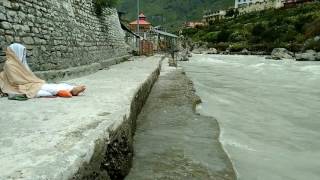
[192,43,208,54]
[179,54,189,61]
[296,50,318,61]
[306,49,317,53]
[271,48,294,59]
[205,48,218,54]
[0,89,7,97]
[192,49,202,54]
[177,50,189,61]
[241,48,250,55]
[317,52,320,61]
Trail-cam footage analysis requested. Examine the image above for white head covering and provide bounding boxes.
[9,43,31,71]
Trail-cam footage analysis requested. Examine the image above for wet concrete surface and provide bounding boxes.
[126,63,236,180]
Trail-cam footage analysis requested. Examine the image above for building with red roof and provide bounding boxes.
[129,13,152,33]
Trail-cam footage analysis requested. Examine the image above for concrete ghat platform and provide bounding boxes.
[0,55,163,180]
[126,61,236,180]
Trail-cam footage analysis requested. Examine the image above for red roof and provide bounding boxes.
[129,19,151,25]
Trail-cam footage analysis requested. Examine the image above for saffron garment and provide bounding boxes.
[0,46,44,98]
[0,43,74,98]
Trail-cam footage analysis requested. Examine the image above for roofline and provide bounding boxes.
[120,22,141,38]
[152,29,178,38]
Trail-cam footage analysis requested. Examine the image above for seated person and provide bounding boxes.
[0,43,86,99]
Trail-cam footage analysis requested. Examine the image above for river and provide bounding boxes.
[181,54,320,180]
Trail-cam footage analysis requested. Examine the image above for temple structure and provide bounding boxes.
[129,13,152,33]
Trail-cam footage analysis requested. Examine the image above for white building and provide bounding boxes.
[235,0,285,14]
[203,10,227,25]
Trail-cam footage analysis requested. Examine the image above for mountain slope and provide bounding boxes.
[183,3,320,52]
[117,0,234,30]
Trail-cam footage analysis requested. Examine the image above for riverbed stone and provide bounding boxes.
[296,50,318,61]
[205,47,218,54]
[192,48,205,54]
[177,51,189,61]
[241,48,250,55]
[271,48,294,59]
[317,52,320,61]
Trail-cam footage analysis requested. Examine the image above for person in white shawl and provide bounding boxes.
[0,43,86,98]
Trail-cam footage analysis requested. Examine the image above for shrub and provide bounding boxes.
[229,43,248,52]
[304,38,320,51]
[226,9,235,17]
[209,42,229,51]
[182,28,198,37]
[294,14,313,33]
[252,23,266,36]
[286,43,303,52]
[248,43,268,52]
[217,30,231,42]
[304,18,320,38]
[203,31,219,42]
[295,34,306,43]
[282,25,298,42]
[93,0,119,15]
[229,31,246,42]
[193,30,207,42]
[261,27,279,42]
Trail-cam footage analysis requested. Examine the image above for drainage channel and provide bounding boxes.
[125,64,236,179]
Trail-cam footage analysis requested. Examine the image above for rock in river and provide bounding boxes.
[205,48,218,54]
[296,50,320,61]
[271,48,294,59]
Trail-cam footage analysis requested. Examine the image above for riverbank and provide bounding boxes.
[0,55,163,179]
[126,61,236,179]
[183,2,320,54]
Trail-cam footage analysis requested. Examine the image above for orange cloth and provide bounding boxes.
[0,48,45,98]
[57,90,72,98]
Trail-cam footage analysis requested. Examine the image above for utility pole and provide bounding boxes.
[137,0,140,55]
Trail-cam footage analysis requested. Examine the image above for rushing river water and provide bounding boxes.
[181,54,320,180]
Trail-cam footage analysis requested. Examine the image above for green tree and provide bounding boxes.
[252,23,266,36]
[94,0,119,15]
[217,30,231,42]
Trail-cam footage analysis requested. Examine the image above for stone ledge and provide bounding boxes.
[35,55,132,82]
[0,55,163,180]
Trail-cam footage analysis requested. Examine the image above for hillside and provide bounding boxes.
[183,2,320,52]
[117,0,234,30]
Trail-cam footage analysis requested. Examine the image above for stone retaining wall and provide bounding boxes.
[0,0,128,72]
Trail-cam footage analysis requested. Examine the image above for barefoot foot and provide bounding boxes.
[71,85,86,96]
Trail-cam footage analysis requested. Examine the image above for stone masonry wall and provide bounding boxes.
[0,0,128,71]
